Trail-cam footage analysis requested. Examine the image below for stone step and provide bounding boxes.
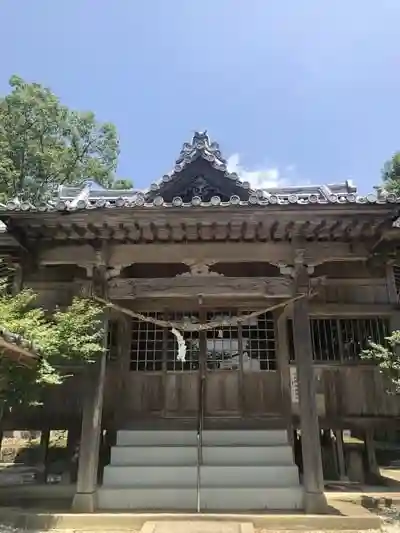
[103,464,299,488]
[103,465,197,487]
[117,429,289,447]
[202,445,294,465]
[201,465,300,487]
[200,487,304,511]
[202,430,289,446]
[97,487,197,510]
[110,444,294,466]
[97,486,303,511]
[117,430,197,447]
[111,445,198,466]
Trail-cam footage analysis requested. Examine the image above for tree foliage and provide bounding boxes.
[361,331,400,393]
[0,75,132,203]
[0,280,104,411]
[382,152,400,195]
[112,179,134,190]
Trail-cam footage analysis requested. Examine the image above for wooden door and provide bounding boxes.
[122,310,284,427]
[164,323,200,418]
[203,311,241,417]
[203,310,283,419]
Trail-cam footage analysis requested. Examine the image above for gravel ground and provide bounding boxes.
[377,506,400,533]
[254,508,400,533]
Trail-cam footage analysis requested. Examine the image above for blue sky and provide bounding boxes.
[1,1,399,193]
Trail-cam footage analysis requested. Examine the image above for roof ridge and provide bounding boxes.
[145,131,250,196]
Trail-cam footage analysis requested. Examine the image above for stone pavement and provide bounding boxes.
[140,522,253,533]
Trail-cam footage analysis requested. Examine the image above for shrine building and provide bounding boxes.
[1,131,400,513]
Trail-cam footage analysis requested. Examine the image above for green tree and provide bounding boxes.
[112,179,134,190]
[0,75,132,203]
[0,278,104,414]
[361,331,400,394]
[382,152,400,195]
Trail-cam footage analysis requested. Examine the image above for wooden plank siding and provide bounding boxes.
[314,279,390,305]
[6,363,400,430]
[298,365,400,423]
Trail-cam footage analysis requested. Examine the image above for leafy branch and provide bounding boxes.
[361,331,400,394]
[0,276,104,411]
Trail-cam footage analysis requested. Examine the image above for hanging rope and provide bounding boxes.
[93,291,315,332]
[93,289,318,362]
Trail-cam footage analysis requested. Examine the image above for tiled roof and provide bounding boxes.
[0,188,398,212]
[0,326,40,365]
[0,132,397,211]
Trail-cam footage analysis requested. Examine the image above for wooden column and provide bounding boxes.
[291,259,327,514]
[275,308,293,448]
[66,426,80,484]
[38,429,50,483]
[365,428,379,477]
[115,315,131,427]
[72,261,109,512]
[335,430,348,481]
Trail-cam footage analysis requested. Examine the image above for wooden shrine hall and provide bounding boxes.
[1,131,400,513]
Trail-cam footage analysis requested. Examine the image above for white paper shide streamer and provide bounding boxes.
[171,327,187,362]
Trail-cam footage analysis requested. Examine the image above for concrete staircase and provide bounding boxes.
[97,429,304,511]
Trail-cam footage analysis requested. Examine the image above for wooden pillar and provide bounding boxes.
[66,427,80,484]
[275,308,293,448]
[115,315,131,428]
[72,260,109,512]
[365,428,379,477]
[335,430,348,481]
[386,262,398,306]
[11,263,23,294]
[38,429,50,483]
[291,259,327,514]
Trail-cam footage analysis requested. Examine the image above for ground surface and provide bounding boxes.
[0,507,397,533]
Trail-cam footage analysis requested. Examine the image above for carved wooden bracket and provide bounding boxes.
[178,259,223,277]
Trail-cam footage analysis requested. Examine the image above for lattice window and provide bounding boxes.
[288,317,390,363]
[130,313,164,371]
[241,311,276,371]
[166,312,200,371]
[129,309,277,372]
[340,318,389,360]
[310,319,340,362]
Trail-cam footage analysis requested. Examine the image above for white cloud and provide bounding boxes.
[227,154,286,189]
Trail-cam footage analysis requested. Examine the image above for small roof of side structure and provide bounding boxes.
[0,326,39,367]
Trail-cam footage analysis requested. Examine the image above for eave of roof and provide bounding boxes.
[1,190,399,213]
[0,327,39,367]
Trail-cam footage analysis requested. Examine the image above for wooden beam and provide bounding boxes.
[108,276,293,300]
[39,241,372,269]
[308,303,393,316]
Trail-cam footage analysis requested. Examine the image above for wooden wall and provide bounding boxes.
[4,363,400,430]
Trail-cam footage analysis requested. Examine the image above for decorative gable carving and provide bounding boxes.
[146,132,251,203]
[179,175,230,203]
